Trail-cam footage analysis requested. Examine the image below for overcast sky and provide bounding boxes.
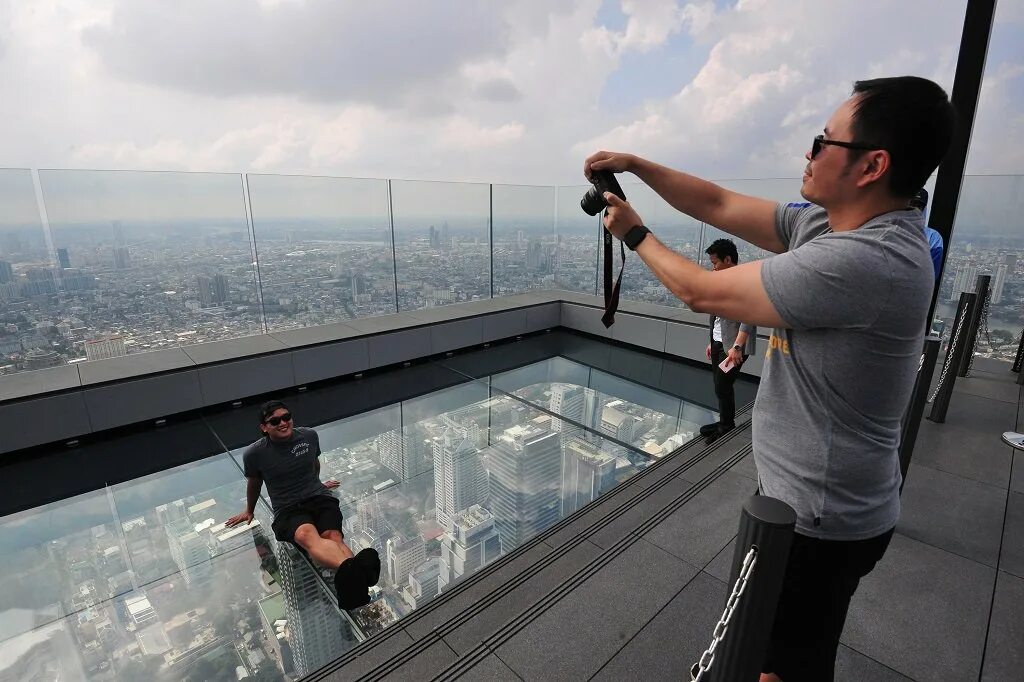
[0,0,1020,189]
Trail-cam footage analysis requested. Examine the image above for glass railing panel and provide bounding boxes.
[390,179,490,310]
[492,184,557,296]
[0,169,63,376]
[555,184,600,294]
[940,175,1024,362]
[246,174,397,331]
[34,170,263,361]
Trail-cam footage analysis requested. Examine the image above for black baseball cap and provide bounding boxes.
[909,188,929,211]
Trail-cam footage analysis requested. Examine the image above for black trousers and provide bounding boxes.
[710,340,745,428]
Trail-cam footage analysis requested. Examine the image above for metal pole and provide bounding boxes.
[1012,329,1023,373]
[899,336,941,493]
[925,0,998,325]
[708,496,796,682]
[957,274,990,377]
[928,291,976,424]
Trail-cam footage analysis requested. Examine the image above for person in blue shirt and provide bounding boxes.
[910,188,943,280]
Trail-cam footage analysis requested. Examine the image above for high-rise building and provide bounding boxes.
[526,240,543,270]
[211,274,229,304]
[438,505,502,592]
[550,384,585,435]
[56,248,70,270]
[197,275,213,307]
[991,264,1008,304]
[377,426,430,482]
[85,336,127,362]
[950,264,978,301]
[356,494,385,537]
[1002,253,1017,273]
[386,535,426,588]
[487,424,561,551]
[433,427,487,530]
[600,404,642,444]
[560,437,617,516]
[405,558,441,609]
[440,223,450,250]
[111,220,125,246]
[112,246,131,270]
[0,260,13,284]
[276,540,348,676]
[165,519,212,587]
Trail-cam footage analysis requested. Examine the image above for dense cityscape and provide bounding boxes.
[2,200,1020,377]
[0,371,709,680]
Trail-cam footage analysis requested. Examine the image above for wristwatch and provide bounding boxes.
[623,224,650,251]
[732,344,742,351]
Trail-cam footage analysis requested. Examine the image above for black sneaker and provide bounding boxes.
[705,423,735,445]
[699,421,720,437]
[334,559,371,610]
[355,548,381,587]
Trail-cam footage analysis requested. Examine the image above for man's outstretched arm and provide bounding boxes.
[584,151,785,254]
[603,192,787,329]
[227,476,263,526]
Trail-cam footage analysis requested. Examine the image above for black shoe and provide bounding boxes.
[355,548,381,587]
[699,422,720,437]
[704,423,735,445]
[334,559,371,610]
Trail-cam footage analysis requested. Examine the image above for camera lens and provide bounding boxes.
[580,184,606,216]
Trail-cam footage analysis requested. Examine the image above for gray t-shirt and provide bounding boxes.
[242,427,329,517]
[755,203,933,540]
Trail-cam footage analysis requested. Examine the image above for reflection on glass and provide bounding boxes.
[246,174,397,331]
[555,184,599,295]
[492,184,557,296]
[390,180,490,311]
[0,453,346,681]
[940,175,1024,362]
[0,169,59,375]
[26,170,263,370]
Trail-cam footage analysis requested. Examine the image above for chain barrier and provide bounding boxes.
[691,547,758,682]
[965,287,992,377]
[928,303,969,404]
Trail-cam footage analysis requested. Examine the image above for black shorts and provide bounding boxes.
[271,495,345,543]
[763,528,894,682]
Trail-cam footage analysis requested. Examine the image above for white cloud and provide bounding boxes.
[0,0,1018,188]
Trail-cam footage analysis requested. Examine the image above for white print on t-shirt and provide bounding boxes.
[291,442,310,457]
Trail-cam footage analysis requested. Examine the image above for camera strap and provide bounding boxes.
[601,227,626,328]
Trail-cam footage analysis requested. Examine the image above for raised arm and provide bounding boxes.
[226,476,263,527]
[585,151,785,254]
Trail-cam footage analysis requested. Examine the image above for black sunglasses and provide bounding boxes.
[265,412,293,426]
[811,134,881,160]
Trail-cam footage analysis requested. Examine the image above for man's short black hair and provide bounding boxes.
[259,400,289,423]
[705,238,739,264]
[909,187,929,211]
[850,76,956,198]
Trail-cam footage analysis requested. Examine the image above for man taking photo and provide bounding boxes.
[585,75,954,681]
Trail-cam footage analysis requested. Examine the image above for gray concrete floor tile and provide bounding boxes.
[439,540,604,654]
[898,463,1007,566]
[592,571,726,682]
[587,477,694,550]
[0,364,80,401]
[835,646,912,681]
[1012,452,1024,494]
[841,533,995,681]
[495,538,698,681]
[703,536,738,584]
[642,471,758,569]
[372,637,458,682]
[980,570,1024,682]
[322,627,416,680]
[732,452,760,482]
[403,542,553,642]
[915,393,1015,487]
[999,492,1024,579]
[954,374,1022,404]
[677,432,753,484]
[442,653,522,681]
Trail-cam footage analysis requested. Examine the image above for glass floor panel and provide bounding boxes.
[0,331,756,680]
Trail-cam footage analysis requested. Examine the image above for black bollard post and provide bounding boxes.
[957,274,990,377]
[929,292,976,424]
[703,496,795,682]
[900,336,941,493]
